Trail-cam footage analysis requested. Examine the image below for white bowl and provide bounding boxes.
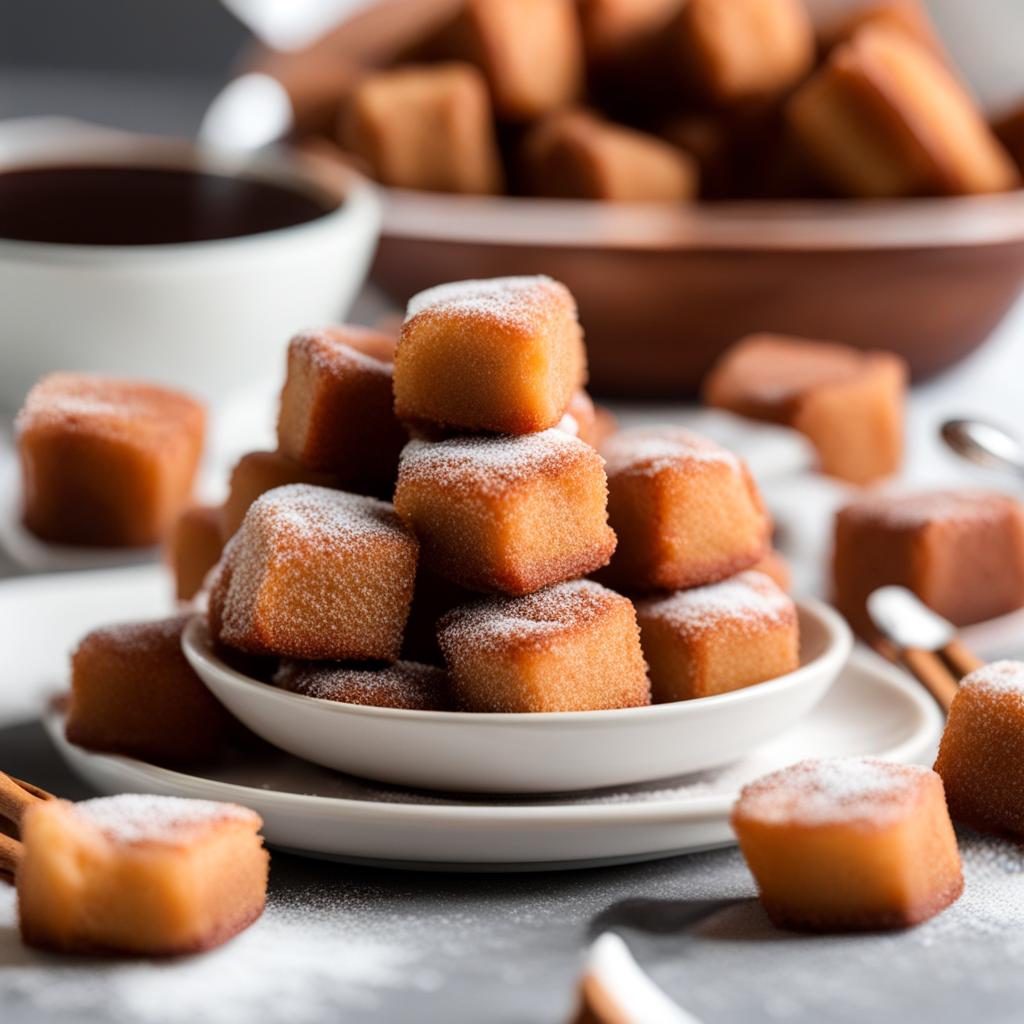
[182,600,852,794]
[0,118,381,410]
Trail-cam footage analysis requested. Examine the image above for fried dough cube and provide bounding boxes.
[555,389,618,450]
[341,63,504,193]
[220,449,339,541]
[276,325,405,493]
[578,0,682,65]
[17,795,267,955]
[394,275,587,434]
[750,548,792,591]
[211,484,418,660]
[65,616,235,765]
[732,758,963,932]
[438,580,650,712]
[704,333,907,485]
[16,373,205,548]
[600,427,770,591]
[451,0,584,121]
[674,0,815,105]
[394,431,616,595]
[635,570,799,702]
[788,26,1019,197]
[821,0,945,57]
[274,658,453,711]
[934,661,1024,839]
[523,109,698,201]
[168,505,224,602]
[832,490,1024,639]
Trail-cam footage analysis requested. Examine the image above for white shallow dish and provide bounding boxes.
[182,600,852,794]
[45,650,941,871]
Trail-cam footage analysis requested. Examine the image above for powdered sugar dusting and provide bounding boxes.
[290,326,395,377]
[635,571,795,636]
[602,427,739,477]
[275,659,451,711]
[71,794,258,846]
[840,490,1020,530]
[961,660,1024,700]
[405,275,574,332]
[735,757,933,828]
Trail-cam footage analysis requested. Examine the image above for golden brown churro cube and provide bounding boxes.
[65,616,235,765]
[438,580,650,712]
[275,659,453,711]
[832,490,1024,639]
[578,0,682,66]
[674,0,815,105]
[934,661,1024,839]
[523,109,698,201]
[168,505,224,602]
[276,325,405,493]
[394,431,616,595]
[450,0,584,120]
[750,548,792,591]
[394,275,587,434]
[555,389,618,450]
[821,0,945,58]
[789,26,1019,197]
[16,373,205,547]
[635,570,799,702]
[220,449,339,541]
[17,795,268,955]
[341,63,504,193]
[210,484,418,660]
[704,333,907,485]
[732,758,963,932]
[601,427,770,591]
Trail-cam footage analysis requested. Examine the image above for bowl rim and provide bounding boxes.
[379,185,1024,252]
[182,598,852,727]
[0,118,380,263]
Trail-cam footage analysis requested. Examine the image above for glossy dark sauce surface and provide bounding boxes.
[0,165,336,245]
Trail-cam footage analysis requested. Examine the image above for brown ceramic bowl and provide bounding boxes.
[252,0,1024,397]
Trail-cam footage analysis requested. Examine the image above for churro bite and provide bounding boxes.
[789,26,1019,197]
[17,795,268,956]
[732,758,963,932]
[578,0,681,66]
[635,571,799,702]
[556,389,618,450]
[168,505,224,602]
[601,427,770,591]
[275,659,452,711]
[210,484,418,661]
[341,63,504,194]
[394,431,615,595]
[276,325,405,494]
[16,373,205,547]
[523,109,698,201]
[394,275,586,434]
[822,0,945,58]
[934,661,1024,840]
[449,0,584,121]
[673,0,815,106]
[438,580,650,712]
[65,615,235,765]
[833,491,1024,639]
[751,548,792,591]
[704,333,907,485]
[220,449,339,541]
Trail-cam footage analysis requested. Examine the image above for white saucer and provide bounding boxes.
[45,649,941,871]
[182,601,851,794]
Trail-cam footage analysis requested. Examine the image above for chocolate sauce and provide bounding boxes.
[0,165,336,245]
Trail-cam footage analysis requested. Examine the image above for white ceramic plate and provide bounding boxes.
[45,650,942,871]
[183,600,852,794]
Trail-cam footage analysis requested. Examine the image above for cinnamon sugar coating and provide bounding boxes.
[210,484,418,661]
[17,795,267,956]
[600,427,770,591]
[704,333,907,485]
[275,659,453,711]
[16,372,205,547]
[394,430,616,595]
[635,570,799,702]
[832,490,1024,639]
[935,661,1024,840]
[66,615,235,765]
[394,275,587,435]
[276,325,406,494]
[168,505,224,602]
[438,580,650,712]
[733,758,963,932]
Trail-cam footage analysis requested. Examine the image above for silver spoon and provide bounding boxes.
[941,418,1024,476]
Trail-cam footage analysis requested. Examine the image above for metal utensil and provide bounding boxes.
[941,418,1024,476]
